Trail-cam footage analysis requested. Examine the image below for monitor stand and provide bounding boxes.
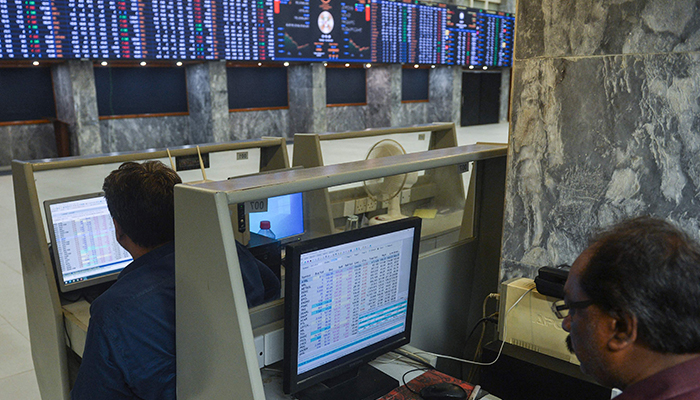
[295,364,398,400]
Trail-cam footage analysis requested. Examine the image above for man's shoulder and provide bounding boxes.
[90,245,176,321]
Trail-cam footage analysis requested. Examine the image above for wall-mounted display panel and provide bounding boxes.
[95,67,188,116]
[326,67,366,105]
[0,0,513,66]
[401,67,429,101]
[274,0,372,62]
[227,67,288,109]
[0,67,55,122]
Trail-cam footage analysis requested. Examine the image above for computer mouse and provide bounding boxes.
[419,382,468,400]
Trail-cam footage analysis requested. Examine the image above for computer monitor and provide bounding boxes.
[44,193,132,293]
[248,192,304,243]
[283,217,421,400]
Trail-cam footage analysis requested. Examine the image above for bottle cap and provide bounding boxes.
[260,220,271,229]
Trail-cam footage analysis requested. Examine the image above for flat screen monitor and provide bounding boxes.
[248,192,304,243]
[283,217,421,400]
[44,193,132,293]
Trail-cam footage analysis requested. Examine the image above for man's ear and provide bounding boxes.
[607,312,638,351]
[113,218,125,241]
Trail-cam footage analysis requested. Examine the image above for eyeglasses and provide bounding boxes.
[551,299,594,319]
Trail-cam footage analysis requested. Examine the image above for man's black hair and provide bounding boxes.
[580,216,700,354]
[103,161,182,249]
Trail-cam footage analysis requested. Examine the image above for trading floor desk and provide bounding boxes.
[13,138,291,400]
[16,134,506,399]
[174,143,507,399]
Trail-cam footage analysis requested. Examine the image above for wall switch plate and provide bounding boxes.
[343,200,355,217]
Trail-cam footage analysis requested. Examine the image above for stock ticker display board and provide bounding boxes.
[0,0,514,66]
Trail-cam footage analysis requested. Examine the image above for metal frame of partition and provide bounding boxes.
[291,122,466,237]
[175,143,507,399]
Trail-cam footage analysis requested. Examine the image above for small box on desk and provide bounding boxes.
[479,341,611,400]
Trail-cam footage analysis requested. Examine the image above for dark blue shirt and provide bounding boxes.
[71,242,177,400]
[71,241,279,400]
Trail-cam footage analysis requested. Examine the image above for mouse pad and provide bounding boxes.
[378,369,474,400]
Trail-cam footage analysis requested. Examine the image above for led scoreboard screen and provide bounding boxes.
[370,0,446,64]
[274,0,371,62]
[0,0,513,66]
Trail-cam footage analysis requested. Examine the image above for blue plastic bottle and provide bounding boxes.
[257,220,276,239]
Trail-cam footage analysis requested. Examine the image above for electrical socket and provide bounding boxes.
[366,197,377,212]
[400,188,411,204]
[355,197,368,214]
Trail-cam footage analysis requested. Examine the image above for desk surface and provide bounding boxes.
[62,300,91,357]
[261,351,501,400]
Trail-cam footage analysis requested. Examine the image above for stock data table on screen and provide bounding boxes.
[0,0,513,65]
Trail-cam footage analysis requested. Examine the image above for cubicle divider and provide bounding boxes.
[291,123,468,244]
[175,143,507,398]
[12,138,289,400]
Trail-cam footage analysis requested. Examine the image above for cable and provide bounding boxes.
[392,347,436,369]
[401,367,431,395]
[419,287,533,367]
[468,293,500,381]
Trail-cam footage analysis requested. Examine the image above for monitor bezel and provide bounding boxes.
[283,217,422,395]
[44,192,130,293]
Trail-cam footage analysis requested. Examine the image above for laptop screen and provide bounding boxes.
[44,193,132,292]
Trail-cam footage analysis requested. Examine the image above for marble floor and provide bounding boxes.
[0,122,508,399]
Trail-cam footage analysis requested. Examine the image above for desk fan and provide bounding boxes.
[364,139,417,225]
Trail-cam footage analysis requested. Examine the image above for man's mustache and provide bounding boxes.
[566,335,574,354]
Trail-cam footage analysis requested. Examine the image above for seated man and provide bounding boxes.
[559,216,700,399]
[72,161,279,399]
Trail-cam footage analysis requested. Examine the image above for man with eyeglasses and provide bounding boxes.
[554,216,700,400]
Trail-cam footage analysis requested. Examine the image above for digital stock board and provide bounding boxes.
[0,0,514,66]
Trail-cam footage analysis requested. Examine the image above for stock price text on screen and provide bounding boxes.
[0,0,513,66]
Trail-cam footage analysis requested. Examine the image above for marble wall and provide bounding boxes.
[428,66,461,124]
[288,64,327,134]
[366,65,401,128]
[52,61,102,156]
[100,115,190,153]
[229,109,289,139]
[398,102,430,126]
[502,0,700,280]
[186,62,230,143]
[0,123,57,166]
